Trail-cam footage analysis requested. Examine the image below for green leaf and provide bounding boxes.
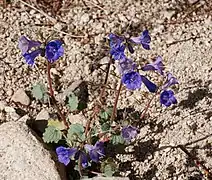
[101,158,117,177]
[68,93,79,111]
[101,123,110,132]
[43,126,62,143]
[32,83,46,100]
[100,111,109,120]
[104,164,114,177]
[111,134,125,145]
[67,123,85,144]
[48,119,66,130]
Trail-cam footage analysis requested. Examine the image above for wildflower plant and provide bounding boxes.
[19,29,179,179]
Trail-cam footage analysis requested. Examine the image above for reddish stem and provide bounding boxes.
[47,62,54,97]
[47,62,69,128]
[140,92,158,120]
[178,145,212,179]
[111,81,122,121]
[85,57,112,137]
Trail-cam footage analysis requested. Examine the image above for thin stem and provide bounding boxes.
[47,62,69,128]
[47,62,54,97]
[140,92,158,120]
[111,81,122,121]
[178,145,212,179]
[85,57,112,137]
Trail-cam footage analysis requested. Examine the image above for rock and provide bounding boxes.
[36,109,50,120]
[4,106,20,121]
[11,88,30,106]
[4,106,16,113]
[67,113,87,127]
[18,114,30,123]
[0,121,66,180]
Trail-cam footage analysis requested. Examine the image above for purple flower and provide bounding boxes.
[23,49,42,66]
[74,151,89,168]
[108,33,126,60]
[162,72,178,89]
[80,152,89,168]
[160,90,177,107]
[18,36,41,55]
[142,56,164,75]
[122,71,142,90]
[140,75,157,93]
[130,30,151,50]
[84,141,105,163]
[56,146,78,166]
[121,125,138,142]
[118,58,137,74]
[45,40,64,63]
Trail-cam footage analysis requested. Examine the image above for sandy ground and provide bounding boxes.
[0,0,212,179]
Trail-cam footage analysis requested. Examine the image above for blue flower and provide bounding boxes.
[142,56,164,75]
[45,40,64,63]
[162,72,178,89]
[160,90,177,107]
[84,141,105,163]
[23,49,42,66]
[80,152,89,168]
[56,146,78,166]
[121,125,138,142]
[130,30,151,50]
[18,36,41,55]
[140,75,157,93]
[74,150,89,168]
[108,33,126,60]
[122,71,142,90]
[118,58,137,74]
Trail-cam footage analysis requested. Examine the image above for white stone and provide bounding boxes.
[0,121,65,180]
[11,88,30,106]
[36,109,50,120]
[81,13,90,24]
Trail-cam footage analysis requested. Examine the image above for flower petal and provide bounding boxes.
[140,75,157,93]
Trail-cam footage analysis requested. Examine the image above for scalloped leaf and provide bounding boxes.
[67,123,85,144]
[48,119,66,130]
[32,83,46,100]
[111,134,125,145]
[43,126,62,143]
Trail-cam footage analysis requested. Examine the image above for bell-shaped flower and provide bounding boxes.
[23,49,42,66]
[108,33,126,60]
[140,75,157,93]
[162,72,178,89]
[56,146,78,166]
[84,141,105,163]
[142,56,164,75]
[130,30,151,50]
[121,125,138,142]
[18,36,41,55]
[45,40,64,63]
[160,90,177,107]
[118,58,137,75]
[121,71,142,90]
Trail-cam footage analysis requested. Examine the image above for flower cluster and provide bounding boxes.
[56,141,105,167]
[108,32,178,107]
[109,30,157,92]
[18,36,64,66]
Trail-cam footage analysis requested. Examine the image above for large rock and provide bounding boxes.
[0,121,66,180]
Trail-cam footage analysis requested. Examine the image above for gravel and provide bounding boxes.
[0,0,212,179]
